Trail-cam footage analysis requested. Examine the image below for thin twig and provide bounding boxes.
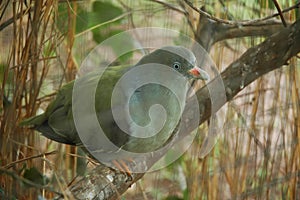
[0,7,31,31]
[183,0,300,25]
[75,11,132,37]
[3,151,58,169]
[177,0,197,35]
[150,0,186,14]
[0,0,10,21]
[271,0,287,27]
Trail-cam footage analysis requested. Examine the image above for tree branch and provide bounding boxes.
[194,18,300,124]
[195,13,288,50]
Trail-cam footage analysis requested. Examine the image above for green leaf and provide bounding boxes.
[77,1,124,36]
[23,167,49,187]
[92,1,123,22]
[57,1,124,35]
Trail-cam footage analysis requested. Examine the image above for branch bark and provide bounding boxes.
[64,19,300,200]
[194,18,300,125]
[195,14,288,50]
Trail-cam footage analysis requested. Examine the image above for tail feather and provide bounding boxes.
[20,113,77,145]
[35,123,76,145]
[19,113,47,127]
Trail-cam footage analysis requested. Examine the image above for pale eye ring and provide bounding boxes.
[173,62,181,70]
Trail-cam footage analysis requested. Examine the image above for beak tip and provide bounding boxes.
[189,67,210,81]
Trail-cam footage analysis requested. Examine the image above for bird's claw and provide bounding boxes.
[112,158,134,181]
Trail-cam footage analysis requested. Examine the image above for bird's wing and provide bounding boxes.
[20,81,79,145]
[20,65,132,146]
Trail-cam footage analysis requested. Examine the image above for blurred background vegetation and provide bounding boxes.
[0,0,299,199]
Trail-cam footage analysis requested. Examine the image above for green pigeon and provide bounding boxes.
[20,46,209,156]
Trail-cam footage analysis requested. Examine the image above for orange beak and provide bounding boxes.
[188,66,210,80]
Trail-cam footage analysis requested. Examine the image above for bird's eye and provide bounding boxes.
[173,62,181,70]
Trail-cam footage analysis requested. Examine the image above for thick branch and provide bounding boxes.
[196,15,288,50]
[66,19,300,199]
[194,18,300,125]
[68,165,144,200]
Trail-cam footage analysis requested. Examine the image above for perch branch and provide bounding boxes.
[195,10,290,50]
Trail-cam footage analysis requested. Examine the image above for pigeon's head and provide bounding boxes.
[136,46,210,81]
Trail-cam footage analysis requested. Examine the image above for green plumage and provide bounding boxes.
[20,65,130,146]
[20,46,209,154]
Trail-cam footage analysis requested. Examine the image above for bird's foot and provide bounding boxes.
[112,158,135,181]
